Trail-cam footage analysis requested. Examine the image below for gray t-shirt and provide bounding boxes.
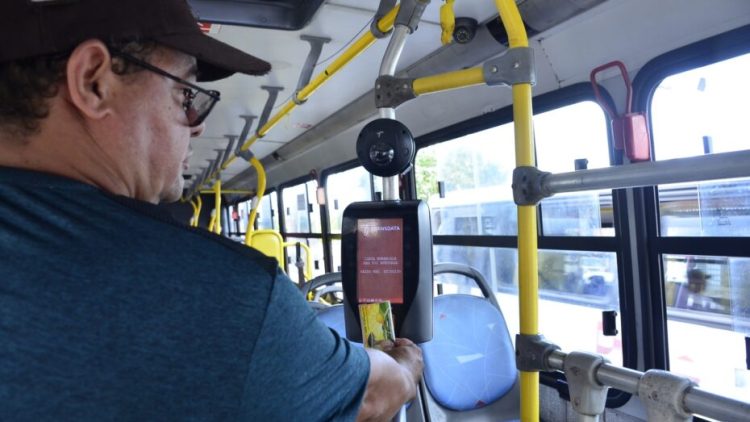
[0,167,368,421]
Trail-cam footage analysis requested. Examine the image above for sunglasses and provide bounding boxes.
[110,49,220,127]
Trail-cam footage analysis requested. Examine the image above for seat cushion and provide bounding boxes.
[420,295,517,411]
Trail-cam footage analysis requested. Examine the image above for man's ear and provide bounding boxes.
[64,40,118,120]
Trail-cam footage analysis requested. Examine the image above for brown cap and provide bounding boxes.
[1,0,271,81]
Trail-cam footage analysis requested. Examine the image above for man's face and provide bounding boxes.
[117,47,203,203]
[687,277,706,293]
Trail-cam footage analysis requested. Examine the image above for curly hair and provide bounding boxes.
[0,40,157,137]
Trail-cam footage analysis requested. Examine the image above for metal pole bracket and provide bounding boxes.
[564,352,610,418]
[483,47,536,86]
[371,0,397,38]
[638,370,695,422]
[257,86,284,136]
[512,166,552,205]
[375,75,417,108]
[236,148,255,162]
[235,115,257,155]
[515,334,560,372]
[394,0,430,34]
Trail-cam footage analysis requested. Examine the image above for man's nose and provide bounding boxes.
[190,123,206,137]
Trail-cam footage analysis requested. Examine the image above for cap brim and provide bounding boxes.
[156,31,271,82]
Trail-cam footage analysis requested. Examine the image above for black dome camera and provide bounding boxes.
[453,17,478,44]
[356,118,415,177]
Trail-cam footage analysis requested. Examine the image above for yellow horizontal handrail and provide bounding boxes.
[199,189,253,195]
[412,67,485,95]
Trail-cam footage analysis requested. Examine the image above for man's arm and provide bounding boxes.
[357,338,424,422]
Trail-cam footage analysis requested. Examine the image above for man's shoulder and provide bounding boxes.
[0,167,280,279]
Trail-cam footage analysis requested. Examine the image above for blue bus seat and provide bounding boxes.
[421,294,516,409]
[421,263,520,421]
[308,266,520,420]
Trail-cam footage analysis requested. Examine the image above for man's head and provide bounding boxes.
[0,0,270,203]
[687,269,709,293]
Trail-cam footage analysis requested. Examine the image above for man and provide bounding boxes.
[0,1,422,420]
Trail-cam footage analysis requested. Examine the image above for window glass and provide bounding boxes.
[257,191,278,230]
[282,183,311,233]
[306,181,322,234]
[416,124,517,235]
[651,53,750,237]
[236,191,278,233]
[434,245,622,365]
[418,102,613,237]
[285,237,325,284]
[236,200,251,234]
[659,180,750,236]
[535,101,613,236]
[663,253,750,401]
[651,54,750,161]
[326,167,372,234]
[330,238,342,273]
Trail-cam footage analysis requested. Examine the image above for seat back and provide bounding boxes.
[421,263,520,420]
[421,294,516,410]
[246,229,285,264]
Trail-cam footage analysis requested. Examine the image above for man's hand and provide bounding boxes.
[356,338,424,422]
[378,338,424,392]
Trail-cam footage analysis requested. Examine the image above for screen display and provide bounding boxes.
[357,218,404,304]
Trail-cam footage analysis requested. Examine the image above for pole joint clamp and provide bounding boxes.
[483,47,536,86]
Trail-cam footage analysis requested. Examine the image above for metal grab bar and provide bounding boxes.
[546,350,750,421]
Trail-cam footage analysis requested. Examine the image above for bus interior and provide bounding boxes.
[174,0,750,420]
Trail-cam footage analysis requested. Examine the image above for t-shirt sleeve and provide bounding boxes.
[239,270,369,421]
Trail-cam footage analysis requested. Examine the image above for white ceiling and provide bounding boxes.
[185,0,750,193]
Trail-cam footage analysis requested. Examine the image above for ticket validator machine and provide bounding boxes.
[341,119,433,343]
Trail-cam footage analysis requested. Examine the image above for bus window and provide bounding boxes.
[663,253,750,401]
[651,52,750,401]
[282,182,312,234]
[326,166,373,234]
[652,53,750,237]
[257,191,278,230]
[285,237,326,284]
[434,245,623,365]
[535,101,613,236]
[306,180,322,234]
[235,190,277,234]
[416,123,517,236]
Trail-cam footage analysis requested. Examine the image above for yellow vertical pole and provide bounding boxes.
[213,180,222,235]
[495,1,539,421]
[190,196,202,227]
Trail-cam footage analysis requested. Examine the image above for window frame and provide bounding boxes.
[277,174,325,278]
[632,24,750,377]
